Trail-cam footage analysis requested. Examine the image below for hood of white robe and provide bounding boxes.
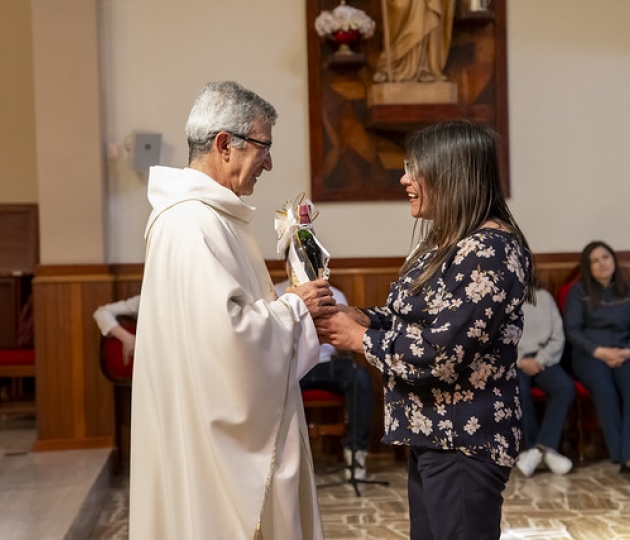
[145,166,255,238]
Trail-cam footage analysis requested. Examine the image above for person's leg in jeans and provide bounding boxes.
[573,355,622,463]
[330,358,372,452]
[613,361,630,464]
[517,369,538,449]
[299,357,372,451]
[408,447,510,540]
[532,364,575,450]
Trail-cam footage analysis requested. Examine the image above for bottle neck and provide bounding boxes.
[298,205,312,225]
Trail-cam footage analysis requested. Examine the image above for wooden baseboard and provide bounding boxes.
[32,436,114,452]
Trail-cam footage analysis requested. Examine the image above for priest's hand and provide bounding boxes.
[316,311,366,354]
[290,279,337,318]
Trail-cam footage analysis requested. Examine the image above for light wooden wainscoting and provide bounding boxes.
[29,254,630,453]
[31,264,142,452]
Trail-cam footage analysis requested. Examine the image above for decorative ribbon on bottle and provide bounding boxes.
[275,193,330,286]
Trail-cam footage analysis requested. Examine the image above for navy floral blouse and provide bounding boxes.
[362,229,531,468]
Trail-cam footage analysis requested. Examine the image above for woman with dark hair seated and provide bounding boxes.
[564,241,630,473]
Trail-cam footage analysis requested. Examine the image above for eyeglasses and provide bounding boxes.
[228,132,272,157]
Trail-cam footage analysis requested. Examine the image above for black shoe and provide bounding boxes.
[619,464,630,474]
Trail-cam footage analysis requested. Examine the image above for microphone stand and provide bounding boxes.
[316,353,389,497]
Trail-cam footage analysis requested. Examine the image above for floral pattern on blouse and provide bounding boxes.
[363,229,530,467]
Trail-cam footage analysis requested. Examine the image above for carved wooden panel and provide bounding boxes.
[307,0,509,201]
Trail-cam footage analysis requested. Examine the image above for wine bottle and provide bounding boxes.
[297,204,324,279]
[296,204,324,279]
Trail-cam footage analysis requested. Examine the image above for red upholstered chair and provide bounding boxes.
[530,387,546,401]
[301,389,346,462]
[0,348,36,414]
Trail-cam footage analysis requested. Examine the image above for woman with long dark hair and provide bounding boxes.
[564,241,630,473]
[317,120,535,540]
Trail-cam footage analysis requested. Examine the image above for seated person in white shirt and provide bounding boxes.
[93,295,140,364]
[516,287,575,477]
[275,280,373,479]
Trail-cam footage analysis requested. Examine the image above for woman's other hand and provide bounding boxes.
[316,311,366,354]
[519,357,543,376]
[594,346,628,368]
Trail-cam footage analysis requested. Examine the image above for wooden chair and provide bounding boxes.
[302,388,346,463]
[0,348,36,414]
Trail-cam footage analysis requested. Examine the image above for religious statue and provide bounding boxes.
[374,0,456,84]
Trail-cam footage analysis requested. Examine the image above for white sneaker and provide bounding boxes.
[543,448,573,475]
[343,448,367,480]
[516,448,543,478]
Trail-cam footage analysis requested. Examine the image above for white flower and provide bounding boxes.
[465,269,497,303]
[502,324,522,345]
[409,408,433,435]
[314,5,375,38]
[464,417,480,435]
[432,359,457,384]
[477,246,496,258]
[431,322,451,333]
[469,359,493,389]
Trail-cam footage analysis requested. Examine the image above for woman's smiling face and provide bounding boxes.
[400,162,433,220]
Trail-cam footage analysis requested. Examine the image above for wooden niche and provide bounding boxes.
[306,0,509,202]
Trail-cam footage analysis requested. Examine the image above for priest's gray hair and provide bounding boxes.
[185,81,277,162]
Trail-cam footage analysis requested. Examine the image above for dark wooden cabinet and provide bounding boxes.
[0,204,38,349]
[0,275,32,349]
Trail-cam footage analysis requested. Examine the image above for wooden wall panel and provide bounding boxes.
[30,253,630,454]
[112,263,143,299]
[32,265,115,451]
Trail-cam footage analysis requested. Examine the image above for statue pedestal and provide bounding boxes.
[367,82,458,107]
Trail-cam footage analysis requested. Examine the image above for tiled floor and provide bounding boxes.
[2,414,630,539]
[0,414,111,540]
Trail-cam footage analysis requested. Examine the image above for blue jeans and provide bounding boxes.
[518,363,575,450]
[572,355,630,463]
[300,356,372,451]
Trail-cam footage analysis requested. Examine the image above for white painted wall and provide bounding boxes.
[507,0,630,253]
[99,0,630,263]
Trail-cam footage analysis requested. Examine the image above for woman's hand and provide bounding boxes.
[336,304,370,327]
[594,346,628,368]
[110,325,136,365]
[288,279,337,318]
[519,357,543,376]
[315,311,366,354]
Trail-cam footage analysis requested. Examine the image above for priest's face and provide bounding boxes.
[229,119,273,197]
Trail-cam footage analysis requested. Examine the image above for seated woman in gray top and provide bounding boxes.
[564,241,630,474]
[516,287,574,477]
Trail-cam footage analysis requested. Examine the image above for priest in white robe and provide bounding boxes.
[129,81,336,540]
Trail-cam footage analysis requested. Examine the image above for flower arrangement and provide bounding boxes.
[314,1,376,40]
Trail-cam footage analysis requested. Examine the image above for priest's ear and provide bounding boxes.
[214,131,232,160]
